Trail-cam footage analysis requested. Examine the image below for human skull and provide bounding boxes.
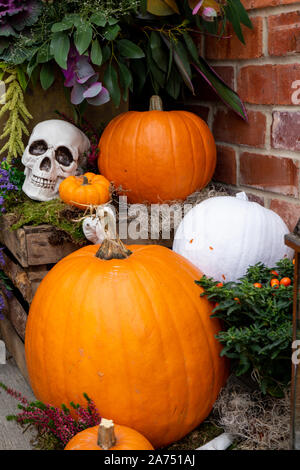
[22,120,90,201]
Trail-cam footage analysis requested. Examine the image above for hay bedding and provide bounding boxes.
[112,183,230,239]
[212,376,290,450]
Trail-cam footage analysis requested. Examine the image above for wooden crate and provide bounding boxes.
[0,216,83,381]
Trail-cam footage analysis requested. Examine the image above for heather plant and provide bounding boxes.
[0,382,101,449]
[0,158,24,212]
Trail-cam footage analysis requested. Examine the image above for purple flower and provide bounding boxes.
[62,47,110,107]
[192,0,204,15]
[0,0,42,37]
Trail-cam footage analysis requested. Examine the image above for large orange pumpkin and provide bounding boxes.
[25,240,227,448]
[65,419,154,451]
[98,96,216,203]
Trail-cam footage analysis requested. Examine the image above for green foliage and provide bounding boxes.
[0,0,251,120]
[196,259,294,396]
[4,197,86,245]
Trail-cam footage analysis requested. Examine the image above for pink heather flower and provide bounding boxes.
[1,383,101,447]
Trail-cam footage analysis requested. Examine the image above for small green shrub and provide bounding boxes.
[196,259,294,396]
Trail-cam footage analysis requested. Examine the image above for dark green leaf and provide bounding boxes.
[103,64,121,107]
[147,43,165,89]
[74,23,93,54]
[225,2,245,45]
[17,67,27,91]
[90,13,107,27]
[36,43,52,64]
[118,62,133,100]
[182,32,199,63]
[103,24,120,41]
[193,58,247,120]
[50,32,70,69]
[150,31,167,72]
[173,40,192,78]
[166,66,181,99]
[91,39,102,66]
[102,44,111,63]
[229,0,252,29]
[166,42,173,81]
[108,17,119,25]
[51,17,74,33]
[117,39,145,59]
[40,63,55,90]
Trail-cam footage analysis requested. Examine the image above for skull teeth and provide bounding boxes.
[31,175,55,190]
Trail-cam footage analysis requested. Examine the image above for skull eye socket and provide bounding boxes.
[29,140,48,156]
[55,146,73,167]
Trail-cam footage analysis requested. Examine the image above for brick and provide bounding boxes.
[205,17,263,60]
[272,111,300,151]
[212,108,266,147]
[240,152,299,197]
[245,193,265,206]
[213,146,237,184]
[194,66,235,102]
[268,11,300,56]
[242,0,298,8]
[238,63,300,105]
[270,199,300,231]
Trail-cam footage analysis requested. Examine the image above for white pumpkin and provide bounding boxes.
[173,192,293,282]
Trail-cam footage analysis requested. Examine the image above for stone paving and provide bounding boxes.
[0,356,36,450]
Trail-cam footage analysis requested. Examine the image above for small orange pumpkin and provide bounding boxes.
[59,172,110,209]
[65,418,154,451]
[98,95,216,203]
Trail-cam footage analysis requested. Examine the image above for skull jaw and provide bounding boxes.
[22,171,63,202]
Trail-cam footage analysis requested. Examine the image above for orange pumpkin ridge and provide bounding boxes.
[25,241,227,448]
[98,96,216,204]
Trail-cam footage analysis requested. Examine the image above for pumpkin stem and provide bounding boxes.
[94,207,132,260]
[149,95,163,111]
[82,175,90,185]
[97,418,117,450]
[96,237,132,260]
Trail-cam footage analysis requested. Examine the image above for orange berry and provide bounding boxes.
[234,297,240,303]
[216,282,223,287]
[271,270,279,277]
[293,259,295,265]
[253,283,262,288]
[280,277,291,287]
[270,278,280,288]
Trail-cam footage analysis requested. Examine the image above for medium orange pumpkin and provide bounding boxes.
[59,172,110,209]
[25,239,227,448]
[98,96,216,203]
[65,419,154,451]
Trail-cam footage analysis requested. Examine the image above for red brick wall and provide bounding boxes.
[185,0,300,230]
